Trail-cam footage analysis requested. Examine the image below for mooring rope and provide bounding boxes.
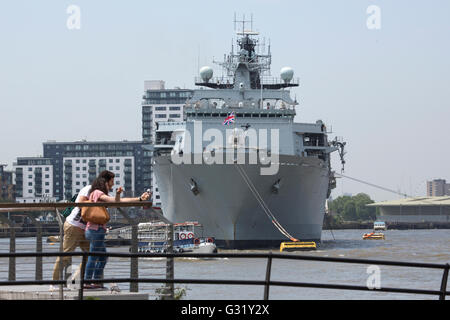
[234,163,299,242]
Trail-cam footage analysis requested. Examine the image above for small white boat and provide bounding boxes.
[373,221,387,231]
[136,221,217,254]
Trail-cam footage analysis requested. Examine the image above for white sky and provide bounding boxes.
[0,1,449,202]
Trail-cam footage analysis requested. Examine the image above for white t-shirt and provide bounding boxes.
[65,185,91,230]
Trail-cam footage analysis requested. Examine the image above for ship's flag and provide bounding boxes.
[223,111,236,125]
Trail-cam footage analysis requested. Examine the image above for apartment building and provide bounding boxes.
[142,80,192,206]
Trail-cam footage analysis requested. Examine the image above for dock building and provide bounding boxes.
[368,196,450,223]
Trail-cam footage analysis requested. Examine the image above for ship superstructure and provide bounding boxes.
[151,19,340,248]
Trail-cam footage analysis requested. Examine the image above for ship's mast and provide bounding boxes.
[213,14,271,86]
[195,14,298,93]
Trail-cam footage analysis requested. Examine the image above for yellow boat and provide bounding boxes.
[280,241,317,252]
[362,232,385,240]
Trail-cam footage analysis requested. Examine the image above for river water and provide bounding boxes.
[0,229,449,300]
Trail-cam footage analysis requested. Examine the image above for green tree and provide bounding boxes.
[329,193,377,222]
[343,201,357,220]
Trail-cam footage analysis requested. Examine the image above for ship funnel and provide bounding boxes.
[280,67,294,83]
[199,66,213,83]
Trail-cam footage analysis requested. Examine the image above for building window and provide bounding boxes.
[155,106,167,111]
[155,114,166,118]
[169,114,181,118]
[169,106,180,111]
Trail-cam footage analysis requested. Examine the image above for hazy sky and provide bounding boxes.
[1,1,449,202]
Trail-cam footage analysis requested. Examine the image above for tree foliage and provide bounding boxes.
[329,193,377,221]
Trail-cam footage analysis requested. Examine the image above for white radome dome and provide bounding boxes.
[199,66,213,82]
[280,67,294,83]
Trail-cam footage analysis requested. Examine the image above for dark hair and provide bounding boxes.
[90,177,108,194]
[98,170,115,182]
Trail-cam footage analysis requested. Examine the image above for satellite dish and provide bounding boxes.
[280,67,294,83]
[200,66,213,83]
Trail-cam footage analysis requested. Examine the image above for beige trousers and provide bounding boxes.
[52,221,90,281]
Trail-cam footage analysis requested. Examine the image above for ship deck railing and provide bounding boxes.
[0,202,448,300]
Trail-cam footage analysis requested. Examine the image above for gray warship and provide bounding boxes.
[152,21,343,249]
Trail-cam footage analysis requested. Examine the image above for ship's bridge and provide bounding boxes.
[185,107,296,119]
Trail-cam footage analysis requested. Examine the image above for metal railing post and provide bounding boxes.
[35,222,43,281]
[130,223,139,292]
[439,263,449,300]
[165,223,175,300]
[78,253,88,300]
[264,251,273,300]
[55,209,65,300]
[8,221,16,281]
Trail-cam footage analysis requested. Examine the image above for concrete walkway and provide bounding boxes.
[0,285,148,300]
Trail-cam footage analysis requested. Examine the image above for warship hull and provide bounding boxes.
[153,154,329,249]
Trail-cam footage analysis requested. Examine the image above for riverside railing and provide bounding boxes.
[0,201,173,299]
[0,202,449,300]
[0,251,448,300]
